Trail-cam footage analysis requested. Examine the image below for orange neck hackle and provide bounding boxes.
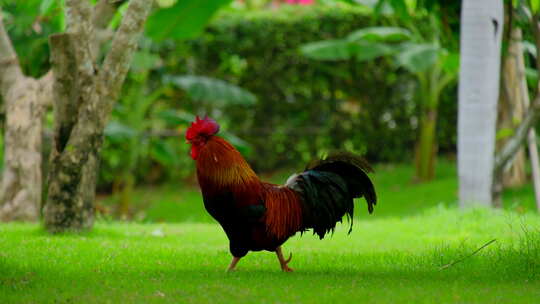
[195,136,260,194]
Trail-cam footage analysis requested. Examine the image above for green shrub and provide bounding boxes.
[163,4,457,171]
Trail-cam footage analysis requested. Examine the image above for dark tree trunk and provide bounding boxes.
[415,108,438,182]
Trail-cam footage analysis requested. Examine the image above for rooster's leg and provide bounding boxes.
[275,246,293,272]
[227,256,241,272]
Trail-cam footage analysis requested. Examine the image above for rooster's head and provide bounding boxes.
[185,116,220,160]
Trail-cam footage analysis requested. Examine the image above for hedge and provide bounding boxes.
[161,4,457,172]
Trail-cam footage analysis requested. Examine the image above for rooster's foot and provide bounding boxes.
[227,256,241,272]
[276,247,294,272]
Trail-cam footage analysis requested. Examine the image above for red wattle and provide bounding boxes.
[190,146,199,160]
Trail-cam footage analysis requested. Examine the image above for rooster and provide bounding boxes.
[186,116,377,272]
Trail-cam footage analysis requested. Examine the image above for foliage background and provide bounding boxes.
[1,1,461,190]
[144,4,458,177]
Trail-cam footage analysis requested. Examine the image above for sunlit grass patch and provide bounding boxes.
[1,207,539,303]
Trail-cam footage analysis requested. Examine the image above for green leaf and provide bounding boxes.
[526,67,538,88]
[300,39,352,61]
[301,39,396,62]
[151,140,178,166]
[523,40,537,58]
[58,0,65,31]
[348,27,412,42]
[146,0,232,41]
[388,0,410,19]
[441,52,459,74]
[532,0,540,14]
[374,0,410,19]
[221,131,252,156]
[157,110,196,126]
[166,75,257,105]
[396,43,440,73]
[131,51,162,72]
[39,0,56,16]
[496,127,515,141]
[355,0,381,8]
[373,0,395,16]
[105,121,137,139]
[156,0,176,7]
[350,40,396,61]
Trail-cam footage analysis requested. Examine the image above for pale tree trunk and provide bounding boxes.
[43,0,152,232]
[493,16,540,203]
[500,27,540,210]
[0,77,43,221]
[0,16,53,221]
[458,0,504,207]
[497,27,527,190]
[0,1,122,222]
[516,27,540,210]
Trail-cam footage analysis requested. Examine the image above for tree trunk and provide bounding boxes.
[493,16,540,192]
[497,27,527,189]
[44,150,100,231]
[513,27,540,211]
[42,30,98,231]
[415,108,437,182]
[0,1,120,222]
[43,0,152,232]
[458,0,504,207]
[527,127,540,211]
[116,173,135,219]
[0,77,43,221]
[0,16,52,221]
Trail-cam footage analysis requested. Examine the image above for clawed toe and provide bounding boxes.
[276,247,294,272]
[281,265,294,272]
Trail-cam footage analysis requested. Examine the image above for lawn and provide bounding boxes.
[2,159,540,303]
[1,208,539,303]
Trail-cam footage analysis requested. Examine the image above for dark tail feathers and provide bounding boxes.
[307,151,377,214]
[289,151,377,239]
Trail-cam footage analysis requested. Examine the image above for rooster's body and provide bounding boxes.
[186,117,377,271]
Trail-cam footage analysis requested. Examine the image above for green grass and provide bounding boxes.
[4,159,539,302]
[99,158,539,222]
[1,208,540,303]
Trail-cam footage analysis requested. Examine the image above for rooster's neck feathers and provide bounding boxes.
[196,136,260,193]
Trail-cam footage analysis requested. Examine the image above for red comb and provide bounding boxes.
[185,115,220,140]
